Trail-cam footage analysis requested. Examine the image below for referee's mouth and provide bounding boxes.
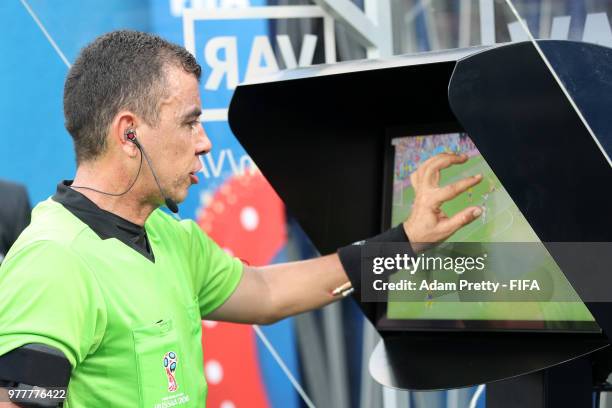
[189,160,203,185]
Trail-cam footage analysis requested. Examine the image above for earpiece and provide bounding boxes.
[125,128,137,142]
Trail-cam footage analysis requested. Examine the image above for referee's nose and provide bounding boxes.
[195,122,212,156]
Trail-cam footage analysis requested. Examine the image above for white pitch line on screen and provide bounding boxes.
[489,208,514,240]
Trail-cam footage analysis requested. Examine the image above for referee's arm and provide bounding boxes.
[206,153,483,324]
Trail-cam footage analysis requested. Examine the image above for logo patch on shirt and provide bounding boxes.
[163,351,178,392]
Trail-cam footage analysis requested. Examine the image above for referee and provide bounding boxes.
[0,31,482,407]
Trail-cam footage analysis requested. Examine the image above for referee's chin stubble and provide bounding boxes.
[169,176,192,203]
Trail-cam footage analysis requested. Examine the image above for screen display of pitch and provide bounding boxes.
[384,132,598,332]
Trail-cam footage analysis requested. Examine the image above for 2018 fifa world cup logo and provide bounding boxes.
[163,351,178,392]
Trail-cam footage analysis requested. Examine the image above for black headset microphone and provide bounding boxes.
[71,129,179,214]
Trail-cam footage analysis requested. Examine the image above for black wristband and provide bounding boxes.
[337,224,413,322]
[364,224,410,243]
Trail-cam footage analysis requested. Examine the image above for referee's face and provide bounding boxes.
[140,65,210,205]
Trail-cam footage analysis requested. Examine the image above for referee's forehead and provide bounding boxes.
[159,66,202,122]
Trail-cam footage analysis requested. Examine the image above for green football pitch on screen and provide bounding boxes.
[387,133,594,324]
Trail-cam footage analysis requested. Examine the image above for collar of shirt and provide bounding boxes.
[52,180,155,262]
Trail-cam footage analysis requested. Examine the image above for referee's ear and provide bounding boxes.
[113,111,140,158]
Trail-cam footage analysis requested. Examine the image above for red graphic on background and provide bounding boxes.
[197,171,286,408]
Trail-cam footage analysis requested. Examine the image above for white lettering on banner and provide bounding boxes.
[239,154,255,174]
[205,150,225,177]
[199,150,256,178]
[276,35,298,68]
[204,36,239,90]
[204,35,319,90]
[220,0,250,8]
[297,34,317,67]
[276,34,318,69]
[170,0,250,17]
[245,36,279,83]
[170,0,185,17]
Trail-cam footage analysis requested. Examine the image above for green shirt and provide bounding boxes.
[0,198,243,407]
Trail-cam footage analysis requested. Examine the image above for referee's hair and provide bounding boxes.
[63,30,202,165]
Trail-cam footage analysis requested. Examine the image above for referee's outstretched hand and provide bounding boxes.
[403,152,483,253]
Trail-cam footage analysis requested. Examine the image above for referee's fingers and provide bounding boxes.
[439,206,483,236]
[436,174,482,203]
[422,153,468,186]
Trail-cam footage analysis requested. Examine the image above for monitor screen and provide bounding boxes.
[381,132,599,332]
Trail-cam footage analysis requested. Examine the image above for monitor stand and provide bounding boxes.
[486,356,592,408]
[370,334,612,408]
[369,332,609,391]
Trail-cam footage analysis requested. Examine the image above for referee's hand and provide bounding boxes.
[403,152,483,252]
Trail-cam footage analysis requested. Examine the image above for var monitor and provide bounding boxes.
[378,131,599,333]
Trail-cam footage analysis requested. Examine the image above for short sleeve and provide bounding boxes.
[0,241,106,368]
[180,220,244,317]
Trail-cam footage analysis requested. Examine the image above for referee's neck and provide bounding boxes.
[71,162,159,226]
